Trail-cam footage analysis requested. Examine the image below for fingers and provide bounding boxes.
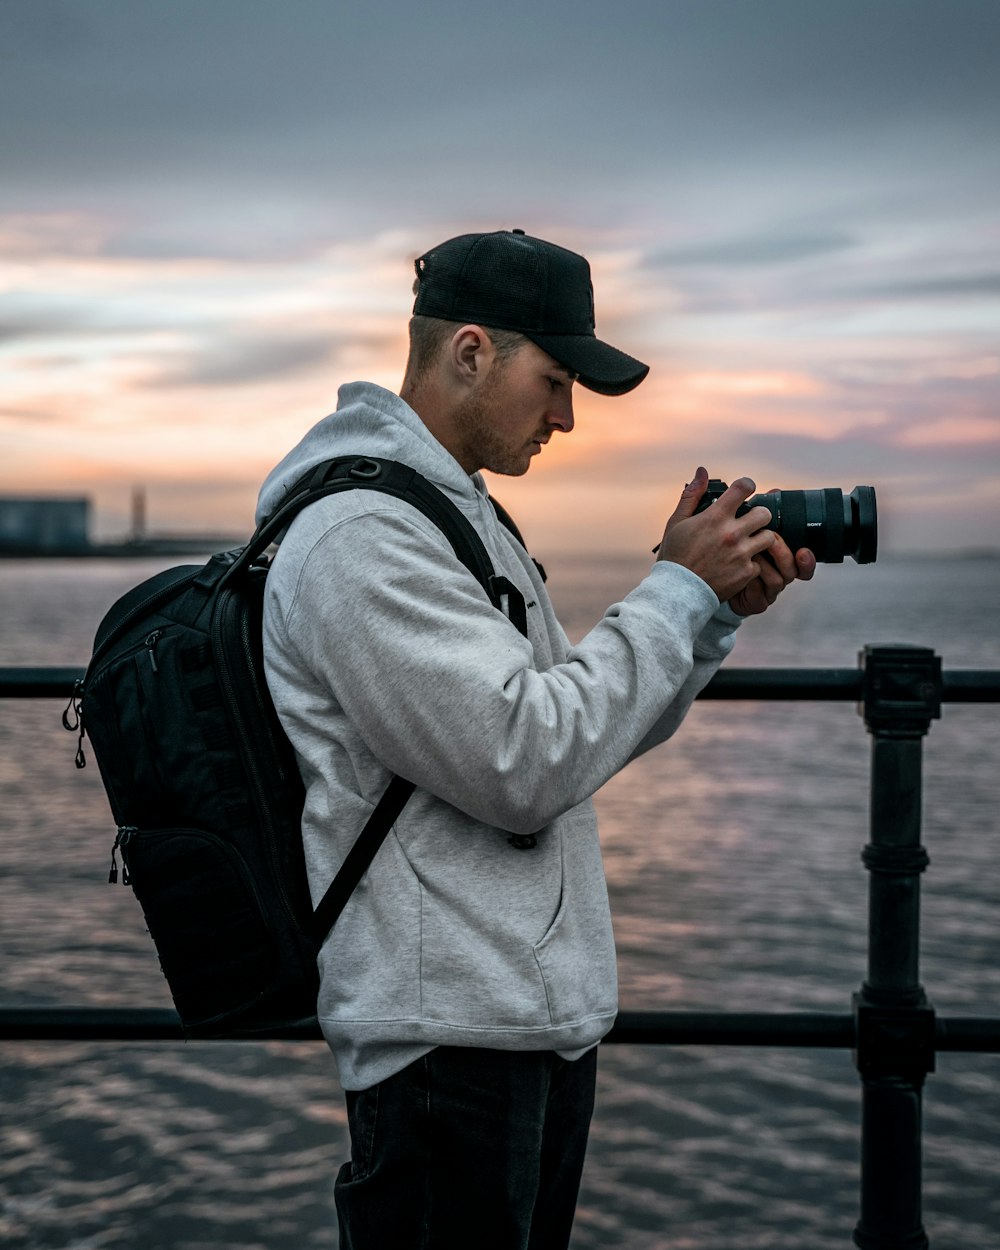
[714,479,774,549]
[658,468,817,602]
[771,537,817,583]
[795,548,817,581]
[653,467,707,553]
[715,476,756,515]
[668,470,762,525]
[752,491,817,583]
[745,540,817,612]
[764,531,798,582]
[744,546,780,602]
[668,466,709,522]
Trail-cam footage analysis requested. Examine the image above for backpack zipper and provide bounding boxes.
[68,628,168,768]
[90,571,200,669]
[144,630,163,673]
[72,566,206,771]
[62,680,87,769]
[109,825,137,885]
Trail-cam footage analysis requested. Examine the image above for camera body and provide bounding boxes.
[694,480,878,564]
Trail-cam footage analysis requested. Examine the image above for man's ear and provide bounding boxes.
[450,325,493,386]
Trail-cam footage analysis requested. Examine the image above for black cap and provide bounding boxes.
[412,229,649,396]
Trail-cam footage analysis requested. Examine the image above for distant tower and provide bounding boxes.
[131,487,147,544]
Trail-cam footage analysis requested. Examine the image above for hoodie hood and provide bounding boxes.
[256,382,483,528]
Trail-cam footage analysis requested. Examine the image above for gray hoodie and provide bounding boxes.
[257,381,741,1090]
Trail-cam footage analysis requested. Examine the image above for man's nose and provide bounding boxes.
[548,395,575,435]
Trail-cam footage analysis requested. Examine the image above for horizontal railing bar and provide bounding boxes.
[934,1016,1000,1053]
[0,1007,191,1041]
[0,667,84,698]
[701,669,863,700]
[3,666,999,702]
[936,670,1000,702]
[609,1011,855,1047]
[2,1008,999,1051]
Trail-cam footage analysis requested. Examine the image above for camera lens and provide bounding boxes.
[742,486,878,564]
[849,485,878,564]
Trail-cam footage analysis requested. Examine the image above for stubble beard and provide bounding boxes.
[452,362,533,477]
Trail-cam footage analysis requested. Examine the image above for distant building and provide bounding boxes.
[0,497,91,552]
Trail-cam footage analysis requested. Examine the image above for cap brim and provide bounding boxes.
[524,332,649,396]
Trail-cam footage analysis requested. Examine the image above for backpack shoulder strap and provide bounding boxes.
[489,495,547,584]
[233,456,518,613]
[252,456,536,943]
[310,773,415,941]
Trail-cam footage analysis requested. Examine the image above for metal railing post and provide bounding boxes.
[853,645,942,1250]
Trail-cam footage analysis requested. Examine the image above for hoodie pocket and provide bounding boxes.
[532,832,618,1026]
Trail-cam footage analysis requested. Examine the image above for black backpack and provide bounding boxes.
[65,456,532,1036]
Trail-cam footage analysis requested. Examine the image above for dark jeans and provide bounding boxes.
[335,1045,598,1250]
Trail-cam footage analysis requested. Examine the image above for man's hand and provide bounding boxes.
[656,467,815,611]
[728,530,816,616]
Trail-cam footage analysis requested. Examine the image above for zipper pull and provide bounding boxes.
[61,682,81,732]
[62,679,87,769]
[109,826,137,884]
[144,630,162,673]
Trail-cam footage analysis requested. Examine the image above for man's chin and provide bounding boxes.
[484,456,533,477]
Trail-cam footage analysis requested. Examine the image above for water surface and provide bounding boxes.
[1,553,998,1248]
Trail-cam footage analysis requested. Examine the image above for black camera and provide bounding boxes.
[694,480,878,564]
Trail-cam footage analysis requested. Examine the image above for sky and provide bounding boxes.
[1,0,998,555]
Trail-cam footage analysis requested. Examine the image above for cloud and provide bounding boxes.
[899,416,1000,448]
[851,274,1000,302]
[0,211,111,259]
[3,0,999,229]
[141,331,340,389]
[645,250,1000,322]
[0,303,153,343]
[648,232,856,268]
[731,361,1000,441]
[0,404,65,425]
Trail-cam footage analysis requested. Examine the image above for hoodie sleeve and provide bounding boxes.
[626,601,742,761]
[274,500,722,834]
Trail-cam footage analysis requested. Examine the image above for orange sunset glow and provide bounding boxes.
[2,4,998,557]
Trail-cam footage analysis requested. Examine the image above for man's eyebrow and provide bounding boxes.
[552,364,578,379]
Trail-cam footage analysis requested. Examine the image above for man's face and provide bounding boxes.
[452,339,576,476]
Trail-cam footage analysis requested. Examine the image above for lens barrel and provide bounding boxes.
[740,485,877,563]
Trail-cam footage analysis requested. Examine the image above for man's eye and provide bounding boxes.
[548,377,562,391]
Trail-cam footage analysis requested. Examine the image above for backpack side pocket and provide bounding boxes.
[121,827,281,1030]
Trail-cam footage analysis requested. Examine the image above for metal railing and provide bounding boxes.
[2,645,999,1250]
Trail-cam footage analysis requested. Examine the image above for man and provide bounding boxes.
[257,228,815,1249]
